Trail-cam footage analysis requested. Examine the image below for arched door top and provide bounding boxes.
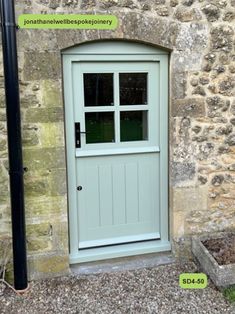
[62,40,169,56]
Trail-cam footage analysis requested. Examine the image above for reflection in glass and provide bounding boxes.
[85,112,115,144]
[120,111,148,142]
[120,73,147,106]
[84,73,114,106]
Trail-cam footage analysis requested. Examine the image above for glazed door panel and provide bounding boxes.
[73,62,161,249]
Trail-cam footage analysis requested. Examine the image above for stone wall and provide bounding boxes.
[0,0,235,278]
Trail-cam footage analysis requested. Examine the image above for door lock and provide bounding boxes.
[77,186,83,191]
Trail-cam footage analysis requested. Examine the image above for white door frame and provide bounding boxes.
[62,41,170,264]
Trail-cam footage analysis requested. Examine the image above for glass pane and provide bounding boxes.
[84,73,114,107]
[120,73,147,106]
[120,111,148,142]
[85,112,115,144]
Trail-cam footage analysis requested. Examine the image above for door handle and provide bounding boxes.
[75,122,82,148]
[75,123,90,148]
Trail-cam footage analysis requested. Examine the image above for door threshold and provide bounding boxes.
[70,239,171,264]
[70,250,174,276]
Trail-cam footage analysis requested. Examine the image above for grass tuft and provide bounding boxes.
[223,285,235,303]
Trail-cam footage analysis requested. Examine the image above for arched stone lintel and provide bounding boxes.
[58,12,178,53]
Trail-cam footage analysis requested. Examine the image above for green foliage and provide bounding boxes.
[223,285,235,303]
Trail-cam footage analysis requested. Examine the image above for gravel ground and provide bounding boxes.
[0,262,234,314]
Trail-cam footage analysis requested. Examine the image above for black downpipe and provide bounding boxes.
[0,0,28,290]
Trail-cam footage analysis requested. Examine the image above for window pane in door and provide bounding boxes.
[84,73,114,106]
[120,73,147,106]
[120,111,148,142]
[85,112,115,143]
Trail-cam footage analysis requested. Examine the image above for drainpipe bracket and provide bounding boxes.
[0,22,20,30]
[8,169,26,175]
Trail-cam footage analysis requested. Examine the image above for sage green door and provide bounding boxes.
[74,62,161,249]
[63,41,169,263]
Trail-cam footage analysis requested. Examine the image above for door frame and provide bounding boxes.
[62,41,170,264]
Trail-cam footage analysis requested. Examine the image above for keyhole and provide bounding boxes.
[77,186,82,191]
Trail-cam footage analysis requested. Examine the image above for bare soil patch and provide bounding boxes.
[203,234,235,266]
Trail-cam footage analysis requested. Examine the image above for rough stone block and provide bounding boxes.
[52,221,69,251]
[24,176,49,197]
[23,147,66,171]
[223,10,235,22]
[21,94,39,109]
[40,123,65,148]
[17,29,58,52]
[0,139,6,151]
[25,107,64,123]
[211,0,227,8]
[172,211,185,238]
[192,85,206,96]
[202,4,220,22]
[121,12,179,49]
[171,72,187,99]
[172,98,205,117]
[173,186,208,212]
[0,122,7,135]
[22,129,39,147]
[171,162,196,185]
[55,30,79,50]
[156,5,170,17]
[174,7,199,22]
[99,0,119,9]
[170,0,178,7]
[0,165,8,186]
[0,109,6,122]
[62,0,79,7]
[217,75,235,96]
[27,223,52,238]
[24,52,61,80]
[49,0,61,9]
[28,254,70,280]
[27,238,52,252]
[211,25,234,52]
[175,23,208,52]
[80,0,96,9]
[41,80,63,107]
[183,0,194,6]
[172,237,193,260]
[185,207,234,234]
[49,169,67,196]
[0,92,6,108]
[172,50,204,72]
[26,222,53,252]
[25,196,67,218]
[225,133,235,146]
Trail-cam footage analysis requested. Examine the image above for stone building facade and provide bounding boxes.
[0,0,235,279]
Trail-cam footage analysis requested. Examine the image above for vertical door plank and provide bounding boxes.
[138,159,152,223]
[85,163,100,229]
[151,155,160,230]
[125,162,139,223]
[99,164,113,226]
[112,163,126,225]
